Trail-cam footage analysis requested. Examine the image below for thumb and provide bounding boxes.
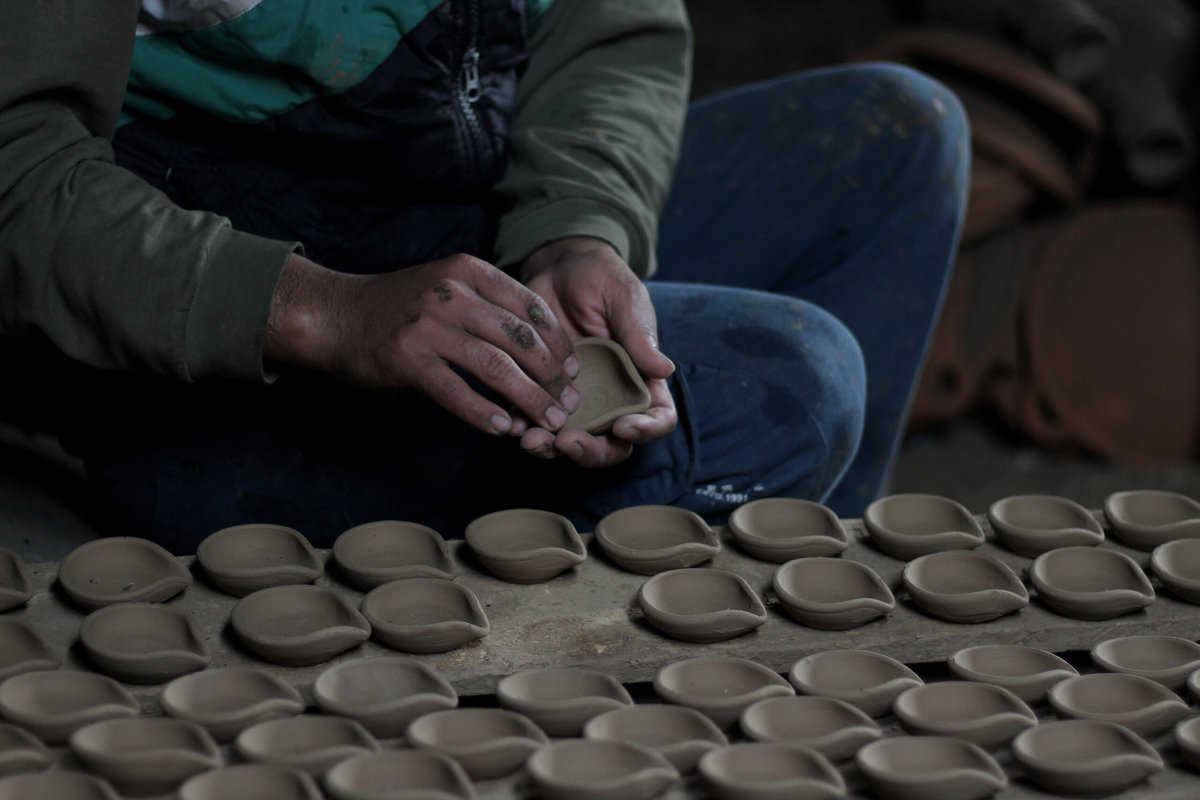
[611,288,675,381]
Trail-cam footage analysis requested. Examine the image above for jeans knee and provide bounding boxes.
[801,303,867,490]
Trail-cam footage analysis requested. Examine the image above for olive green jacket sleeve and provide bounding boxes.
[493,0,692,279]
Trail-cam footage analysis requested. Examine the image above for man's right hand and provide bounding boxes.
[265,252,580,436]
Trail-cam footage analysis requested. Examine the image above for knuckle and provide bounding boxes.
[480,348,513,382]
[426,279,457,305]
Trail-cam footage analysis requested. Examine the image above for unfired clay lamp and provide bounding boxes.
[231,584,369,666]
[325,751,475,800]
[946,644,1077,703]
[788,650,922,717]
[738,695,881,762]
[1013,719,1163,795]
[497,667,632,736]
[595,505,720,574]
[465,509,585,583]
[1105,489,1200,550]
[584,704,727,773]
[987,494,1104,556]
[771,557,893,630]
[1030,546,1154,619]
[563,337,652,433]
[863,493,985,560]
[727,498,849,562]
[0,549,31,612]
[79,602,208,684]
[901,550,1028,623]
[893,682,1036,748]
[69,717,220,796]
[654,657,794,730]
[1151,538,1200,604]
[637,568,767,642]
[405,708,548,780]
[179,764,322,800]
[0,669,138,744]
[313,656,457,739]
[0,619,58,682]
[161,667,304,743]
[0,723,50,778]
[1174,716,1200,772]
[1091,634,1200,689]
[58,537,191,610]
[1047,672,1189,736]
[360,577,488,653]
[699,742,845,800]
[0,772,120,800]
[527,739,678,800]
[235,715,379,776]
[332,520,454,589]
[196,523,321,597]
[855,736,1007,800]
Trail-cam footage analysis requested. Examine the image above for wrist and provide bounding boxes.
[265,252,356,372]
[524,236,619,278]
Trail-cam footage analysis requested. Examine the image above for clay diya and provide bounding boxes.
[727,498,849,562]
[405,708,547,780]
[235,715,379,777]
[637,568,766,642]
[179,764,322,800]
[788,650,923,717]
[57,537,190,610]
[901,550,1028,623]
[563,337,652,433]
[0,549,31,612]
[654,657,794,730]
[1091,635,1200,689]
[69,717,220,795]
[360,577,488,653]
[893,682,1036,748]
[856,736,1007,800]
[196,524,321,597]
[699,742,845,800]
[497,667,632,736]
[1188,668,1200,701]
[584,704,727,773]
[332,520,455,589]
[1150,538,1200,604]
[594,505,720,574]
[231,584,370,666]
[0,669,138,744]
[0,772,120,800]
[313,656,457,739]
[0,723,50,778]
[1030,546,1154,619]
[947,644,1077,703]
[988,494,1104,556]
[1014,719,1163,795]
[738,696,881,762]
[79,602,208,684]
[1048,672,1189,736]
[863,493,985,560]
[1105,489,1200,550]
[161,666,305,743]
[771,557,893,630]
[0,619,58,682]
[326,751,474,800]
[1174,716,1200,772]
[527,739,678,800]
[465,509,585,583]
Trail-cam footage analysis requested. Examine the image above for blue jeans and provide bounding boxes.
[80,63,968,552]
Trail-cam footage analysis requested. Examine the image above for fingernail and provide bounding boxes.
[560,385,580,412]
[564,355,580,378]
[573,442,585,458]
[490,414,511,434]
[546,405,567,429]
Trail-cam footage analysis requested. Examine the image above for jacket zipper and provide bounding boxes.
[457,0,482,178]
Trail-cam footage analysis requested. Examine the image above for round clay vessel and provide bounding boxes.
[527,739,678,800]
[332,520,454,589]
[654,657,794,730]
[771,557,894,630]
[314,656,457,738]
[788,650,923,717]
[497,667,632,736]
[0,772,120,800]
[0,619,58,682]
[0,550,31,612]
[325,750,475,800]
[360,577,488,653]
[1188,668,1200,702]
[1091,635,1200,689]
[236,715,379,776]
[69,717,220,795]
[584,704,727,773]
[901,550,1028,623]
[863,493,985,560]
[1105,489,1200,551]
[465,509,585,583]
[1014,719,1162,795]
[1048,672,1189,736]
[1150,538,1200,604]
[563,337,653,434]
[987,494,1104,556]
[179,764,322,800]
[79,602,208,684]
[699,742,845,800]
[161,667,304,743]
[637,568,766,642]
[405,708,547,780]
[0,670,137,744]
[594,505,719,574]
[727,498,849,562]
[947,644,1077,703]
[0,723,50,778]
[1030,546,1154,619]
[231,584,370,666]
[196,523,321,597]
[1174,716,1200,772]
[856,736,1007,800]
[57,537,190,610]
[893,681,1036,748]
[739,695,880,761]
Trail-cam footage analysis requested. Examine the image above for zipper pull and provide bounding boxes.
[461,47,481,104]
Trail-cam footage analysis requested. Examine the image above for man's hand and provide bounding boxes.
[519,237,677,467]
[265,252,580,436]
